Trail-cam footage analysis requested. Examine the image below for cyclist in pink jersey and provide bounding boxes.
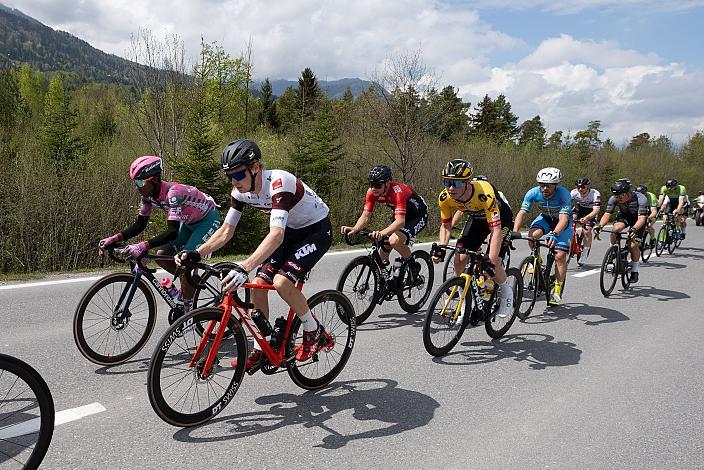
[341,164,428,271]
[98,156,220,317]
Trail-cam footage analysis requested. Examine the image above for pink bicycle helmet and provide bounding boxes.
[130,156,162,181]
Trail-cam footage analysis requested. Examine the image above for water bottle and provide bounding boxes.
[161,278,179,298]
[484,278,495,301]
[251,309,273,336]
[269,317,286,350]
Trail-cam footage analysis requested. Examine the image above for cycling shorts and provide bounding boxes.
[614,216,646,242]
[387,208,429,245]
[169,210,220,252]
[257,217,333,285]
[456,206,513,255]
[530,214,571,252]
[572,206,597,227]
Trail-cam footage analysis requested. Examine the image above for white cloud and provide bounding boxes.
[3,1,703,142]
[466,0,704,14]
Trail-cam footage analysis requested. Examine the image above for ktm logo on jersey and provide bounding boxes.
[272,178,283,190]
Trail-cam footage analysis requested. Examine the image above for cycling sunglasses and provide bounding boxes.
[576,184,588,189]
[134,178,154,188]
[369,182,385,189]
[225,169,248,182]
[443,179,465,188]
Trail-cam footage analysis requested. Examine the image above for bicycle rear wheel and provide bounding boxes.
[337,256,380,325]
[397,250,434,313]
[423,277,470,357]
[485,267,522,339]
[0,354,54,470]
[517,256,538,319]
[73,272,157,365]
[600,246,619,297]
[641,232,654,262]
[147,308,247,427]
[287,290,356,390]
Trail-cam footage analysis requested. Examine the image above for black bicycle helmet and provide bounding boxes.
[221,140,261,171]
[442,159,473,180]
[368,165,392,184]
[576,176,590,186]
[635,184,648,194]
[611,180,631,195]
[472,175,488,181]
[665,178,677,188]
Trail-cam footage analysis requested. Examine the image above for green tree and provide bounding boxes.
[18,63,43,118]
[518,115,546,147]
[276,87,300,133]
[296,67,322,121]
[259,78,279,129]
[627,132,650,151]
[42,74,83,164]
[467,94,518,144]
[546,130,564,149]
[424,85,470,142]
[0,68,20,162]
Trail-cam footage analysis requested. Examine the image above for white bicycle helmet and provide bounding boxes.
[536,167,562,184]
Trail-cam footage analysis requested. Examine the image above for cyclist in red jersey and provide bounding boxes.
[341,165,428,274]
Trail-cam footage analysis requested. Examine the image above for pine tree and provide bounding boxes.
[424,85,470,142]
[259,78,279,129]
[42,74,83,165]
[296,67,321,121]
[518,115,546,147]
[467,94,518,144]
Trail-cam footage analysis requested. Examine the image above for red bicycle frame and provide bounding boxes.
[570,220,584,258]
[189,281,304,376]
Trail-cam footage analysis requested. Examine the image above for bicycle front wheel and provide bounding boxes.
[655,226,667,257]
[337,256,380,325]
[600,246,619,297]
[147,308,247,427]
[442,248,456,282]
[641,232,654,262]
[0,354,55,470]
[397,250,434,313]
[73,272,157,365]
[423,277,470,357]
[287,290,356,390]
[485,267,522,339]
[517,256,538,319]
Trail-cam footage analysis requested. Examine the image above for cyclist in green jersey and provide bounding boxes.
[635,185,657,247]
[658,178,688,240]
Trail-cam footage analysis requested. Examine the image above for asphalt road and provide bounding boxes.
[2,223,703,469]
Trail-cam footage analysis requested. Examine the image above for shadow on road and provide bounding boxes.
[357,309,424,331]
[172,379,439,449]
[648,260,687,270]
[522,302,629,326]
[607,285,690,301]
[93,356,150,375]
[431,333,581,370]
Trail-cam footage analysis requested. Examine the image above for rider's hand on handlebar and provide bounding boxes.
[175,250,201,267]
[98,233,122,256]
[340,226,356,235]
[545,232,558,248]
[125,241,149,259]
[222,265,248,293]
[430,244,446,264]
[370,230,385,241]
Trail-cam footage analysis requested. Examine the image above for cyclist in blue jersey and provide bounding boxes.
[513,167,572,306]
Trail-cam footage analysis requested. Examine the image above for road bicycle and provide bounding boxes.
[656,213,682,256]
[337,230,434,324]
[598,229,636,297]
[0,353,54,469]
[73,246,235,366]
[423,243,522,357]
[568,220,585,264]
[515,233,564,318]
[638,224,656,263]
[441,238,512,283]
[147,261,356,427]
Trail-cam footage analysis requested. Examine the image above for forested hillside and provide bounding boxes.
[0,19,702,275]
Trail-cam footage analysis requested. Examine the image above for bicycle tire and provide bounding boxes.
[287,290,356,390]
[655,226,667,257]
[600,245,619,297]
[336,256,380,325]
[620,262,632,289]
[73,272,157,365]
[485,267,522,339]
[422,277,470,357]
[0,353,55,470]
[675,232,683,249]
[192,261,238,309]
[517,256,538,319]
[147,307,247,427]
[397,250,434,313]
[442,248,456,283]
[641,232,654,262]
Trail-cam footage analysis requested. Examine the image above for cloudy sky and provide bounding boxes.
[5,0,704,144]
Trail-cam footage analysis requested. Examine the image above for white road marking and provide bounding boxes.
[0,402,106,440]
[572,268,600,278]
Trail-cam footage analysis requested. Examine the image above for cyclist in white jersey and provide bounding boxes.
[176,140,333,371]
[570,177,601,265]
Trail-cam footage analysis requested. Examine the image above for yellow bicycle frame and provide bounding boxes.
[439,273,473,321]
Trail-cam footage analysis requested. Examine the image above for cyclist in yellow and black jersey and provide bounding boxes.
[432,159,514,318]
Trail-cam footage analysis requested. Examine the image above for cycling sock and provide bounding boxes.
[631,261,640,272]
[499,281,512,298]
[300,310,318,332]
[554,281,563,296]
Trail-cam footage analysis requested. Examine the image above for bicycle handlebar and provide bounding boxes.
[178,260,254,310]
[342,229,389,246]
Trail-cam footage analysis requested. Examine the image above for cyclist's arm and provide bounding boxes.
[240,226,285,272]
[438,220,452,246]
[197,222,236,258]
[450,209,464,228]
[382,213,406,237]
[145,220,180,249]
[348,210,372,233]
[585,194,601,220]
[553,213,570,235]
[120,215,150,241]
[487,224,503,262]
[657,194,665,210]
[597,211,612,227]
[513,209,528,232]
[633,215,647,231]
[676,195,685,213]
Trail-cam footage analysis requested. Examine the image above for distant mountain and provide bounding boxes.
[265,78,373,99]
[0,3,144,84]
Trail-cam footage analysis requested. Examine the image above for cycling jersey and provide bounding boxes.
[570,188,601,212]
[645,192,658,209]
[521,186,572,220]
[224,169,329,230]
[660,184,687,199]
[605,192,649,220]
[364,181,426,219]
[138,181,217,224]
[438,180,509,228]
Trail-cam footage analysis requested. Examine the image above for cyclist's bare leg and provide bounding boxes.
[629,238,641,262]
[378,231,411,263]
[453,252,468,276]
[611,221,627,245]
[583,224,593,249]
[273,274,309,317]
[554,251,567,283]
[251,276,271,318]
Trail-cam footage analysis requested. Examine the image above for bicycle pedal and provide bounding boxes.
[246,363,261,376]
